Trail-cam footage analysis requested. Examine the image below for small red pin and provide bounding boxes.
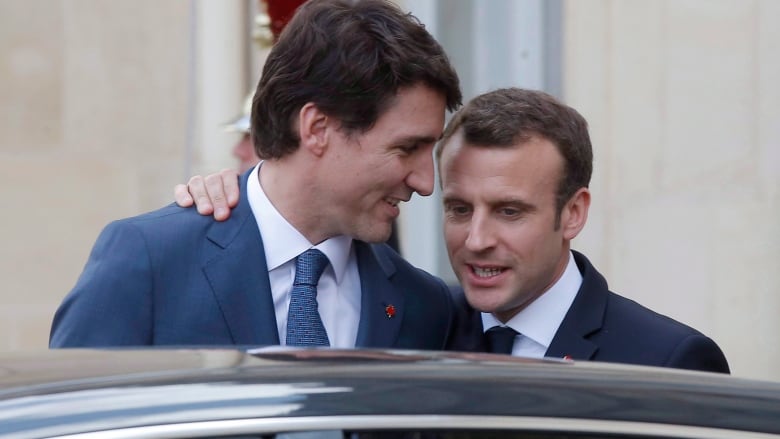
[385,304,396,318]
[563,355,573,361]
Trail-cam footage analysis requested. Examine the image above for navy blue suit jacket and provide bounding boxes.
[462,251,730,373]
[547,251,730,372]
[50,171,465,350]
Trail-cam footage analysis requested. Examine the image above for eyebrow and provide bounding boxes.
[441,195,537,212]
[441,194,463,205]
[493,198,537,211]
[396,134,440,145]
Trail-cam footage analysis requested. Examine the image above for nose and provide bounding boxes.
[464,211,496,252]
[406,148,435,197]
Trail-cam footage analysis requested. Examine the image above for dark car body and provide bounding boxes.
[1,348,778,438]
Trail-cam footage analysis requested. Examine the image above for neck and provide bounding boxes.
[260,159,333,244]
[493,245,572,323]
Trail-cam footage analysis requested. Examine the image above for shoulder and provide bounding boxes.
[119,203,212,231]
[604,292,705,337]
[574,251,703,337]
[101,168,254,240]
[101,203,239,244]
[609,288,731,373]
[606,293,729,370]
[81,206,211,272]
[572,251,729,372]
[91,202,254,266]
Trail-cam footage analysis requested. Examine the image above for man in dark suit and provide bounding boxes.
[438,88,729,372]
[50,0,472,350]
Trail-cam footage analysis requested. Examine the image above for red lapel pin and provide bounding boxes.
[563,355,573,361]
[385,304,396,318]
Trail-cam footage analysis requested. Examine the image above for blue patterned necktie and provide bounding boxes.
[286,248,331,347]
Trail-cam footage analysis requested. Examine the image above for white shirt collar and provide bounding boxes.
[482,251,582,349]
[246,163,352,283]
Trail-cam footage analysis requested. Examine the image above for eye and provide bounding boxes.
[499,207,520,216]
[444,202,471,217]
[399,144,419,154]
[496,206,527,219]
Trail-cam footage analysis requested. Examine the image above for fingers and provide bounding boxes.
[188,175,214,216]
[177,169,241,222]
[204,171,231,221]
[173,184,193,207]
[220,168,241,208]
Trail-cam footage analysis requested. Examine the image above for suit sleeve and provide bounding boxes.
[665,334,731,374]
[50,220,154,347]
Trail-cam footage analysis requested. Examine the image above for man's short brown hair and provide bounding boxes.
[252,0,462,159]
[438,88,593,227]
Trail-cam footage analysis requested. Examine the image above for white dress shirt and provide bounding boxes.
[482,251,582,358]
[247,164,361,348]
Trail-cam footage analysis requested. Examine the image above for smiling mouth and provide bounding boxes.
[384,197,403,208]
[470,265,505,278]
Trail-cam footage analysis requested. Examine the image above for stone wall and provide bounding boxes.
[0,0,246,349]
[566,0,780,380]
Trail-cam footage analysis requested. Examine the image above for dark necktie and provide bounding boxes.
[286,249,331,347]
[485,326,518,354]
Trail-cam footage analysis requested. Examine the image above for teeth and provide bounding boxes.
[473,266,503,278]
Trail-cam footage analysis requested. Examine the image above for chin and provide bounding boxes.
[461,289,491,312]
[354,224,392,243]
[463,287,510,312]
[463,298,498,314]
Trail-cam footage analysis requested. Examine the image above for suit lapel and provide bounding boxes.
[354,242,404,348]
[545,251,607,360]
[202,169,280,346]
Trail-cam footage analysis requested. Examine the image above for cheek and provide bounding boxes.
[442,227,454,247]
[443,223,466,254]
[511,229,560,266]
[358,159,402,189]
[384,161,410,183]
[497,224,543,258]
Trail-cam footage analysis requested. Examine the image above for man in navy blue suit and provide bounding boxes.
[437,88,729,372]
[50,0,475,350]
[181,88,730,373]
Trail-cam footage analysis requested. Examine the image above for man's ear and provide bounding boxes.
[297,102,329,157]
[560,187,590,240]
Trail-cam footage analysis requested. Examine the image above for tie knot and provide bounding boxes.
[294,249,330,286]
[485,326,518,354]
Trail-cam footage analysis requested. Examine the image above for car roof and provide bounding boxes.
[1,348,779,438]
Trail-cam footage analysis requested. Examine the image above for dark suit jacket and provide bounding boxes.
[50,170,468,350]
[462,251,730,373]
[547,251,730,373]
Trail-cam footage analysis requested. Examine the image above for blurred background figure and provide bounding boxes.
[223,0,308,173]
[222,94,256,173]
